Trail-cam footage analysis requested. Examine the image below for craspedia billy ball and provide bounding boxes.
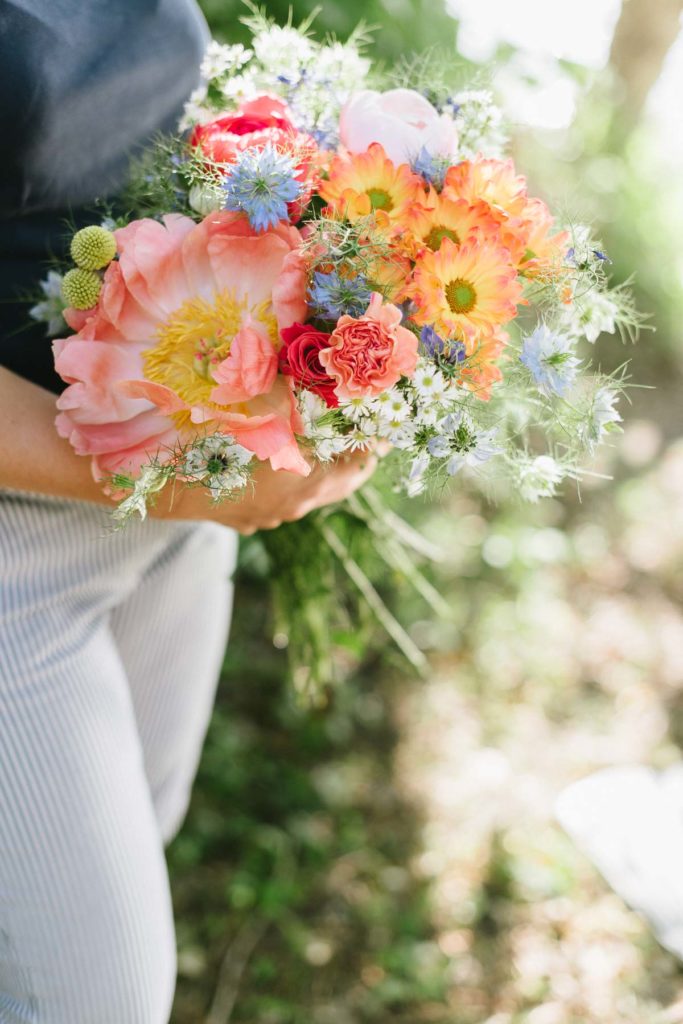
[61,268,102,310]
[70,226,117,270]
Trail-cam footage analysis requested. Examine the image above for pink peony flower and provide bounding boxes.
[340,89,459,166]
[54,211,311,481]
[318,293,418,400]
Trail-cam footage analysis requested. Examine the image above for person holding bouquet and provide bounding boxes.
[0,3,374,1021]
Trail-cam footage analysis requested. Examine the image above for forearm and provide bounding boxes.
[0,366,111,504]
[0,366,376,528]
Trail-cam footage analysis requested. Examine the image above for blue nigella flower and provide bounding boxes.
[223,144,302,232]
[520,323,581,398]
[308,270,372,320]
[420,325,466,365]
[411,147,449,190]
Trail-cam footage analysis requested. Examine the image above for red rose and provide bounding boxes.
[190,95,320,221]
[279,323,339,407]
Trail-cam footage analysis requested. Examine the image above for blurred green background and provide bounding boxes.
[169,2,683,1021]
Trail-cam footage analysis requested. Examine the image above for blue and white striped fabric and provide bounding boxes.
[0,491,238,1023]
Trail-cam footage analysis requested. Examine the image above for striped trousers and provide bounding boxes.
[0,491,238,1023]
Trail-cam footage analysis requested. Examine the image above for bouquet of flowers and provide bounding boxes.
[32,6,643,698]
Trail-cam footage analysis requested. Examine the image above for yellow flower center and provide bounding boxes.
[143,290,278,428]
[366,188,394,212]
[445,278,477,315]
[425,226,460,251]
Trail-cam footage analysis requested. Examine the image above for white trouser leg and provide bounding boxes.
[0,493,237,1022]
[110,521,237,844]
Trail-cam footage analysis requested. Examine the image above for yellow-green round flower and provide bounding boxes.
[70,226,117,270]
[61,268,102,310]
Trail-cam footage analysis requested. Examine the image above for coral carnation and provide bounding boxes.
[319,293,418,399]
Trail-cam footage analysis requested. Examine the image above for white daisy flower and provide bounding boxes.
[385,421,418,450]
[340,395,375,422]
[346,420,378,451]
[374,390,410,425]
[413,364,447,401]
[413,403,441,428]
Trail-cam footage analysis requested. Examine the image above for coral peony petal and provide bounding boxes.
[56,407,175,456]
[54,340,150,423]
[272,249,308,330]
[210,321,278,405]
[118,379,188,416]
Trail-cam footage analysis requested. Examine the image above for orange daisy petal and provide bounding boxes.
[319,142,427,224]
[406,238,523,340]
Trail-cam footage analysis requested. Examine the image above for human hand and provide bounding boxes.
[154,450,377,533]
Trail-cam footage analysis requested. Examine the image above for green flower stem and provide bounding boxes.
[318,521,428,677]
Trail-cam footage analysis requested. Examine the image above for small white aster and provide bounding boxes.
[316,435,352,461]
[374,390,410,425]
[385,422,418,450]
[413,406,440,428]
[340,395,375,422]
[413,364,447,400]
[346,424,377,451]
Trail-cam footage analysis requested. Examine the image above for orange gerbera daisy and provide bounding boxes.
[398,193,502,259]
[443,158,529,219]
[459,327,508,400]
[319,142,426,225]
[511,198,570,279]
[406,238,523,340]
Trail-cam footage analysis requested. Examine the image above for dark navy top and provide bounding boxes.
[0,0,209,391]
